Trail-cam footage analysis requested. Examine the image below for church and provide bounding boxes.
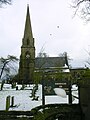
[18,5,69,84]
[15,5,90,119]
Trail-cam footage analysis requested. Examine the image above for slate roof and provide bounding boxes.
[35,57,66,68]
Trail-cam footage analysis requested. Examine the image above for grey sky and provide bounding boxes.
[0,0,90,67]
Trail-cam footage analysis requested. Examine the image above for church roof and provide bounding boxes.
[35,57,66,69]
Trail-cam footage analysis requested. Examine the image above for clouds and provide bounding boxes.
[0,0,90,67]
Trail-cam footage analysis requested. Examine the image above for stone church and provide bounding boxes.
[18,5,68,84]
[17,5,90,120]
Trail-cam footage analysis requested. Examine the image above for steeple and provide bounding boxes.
[18,4,35,84]
[24,4,33,39]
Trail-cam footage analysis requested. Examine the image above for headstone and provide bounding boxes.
[6,96,10,111]
[11,96,14,107]
[16,86,18,90]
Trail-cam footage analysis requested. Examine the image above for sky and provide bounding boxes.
[0,0,90,67]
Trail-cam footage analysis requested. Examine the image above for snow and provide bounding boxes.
[0,84,78,111]
[0,85,42,111]
[54,88,67,98]
[62,69,70,72]
[3,84,12,90]
[63,64,68,68]
[45,96,68,104]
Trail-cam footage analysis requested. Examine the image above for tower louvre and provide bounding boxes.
[18,5,35,84]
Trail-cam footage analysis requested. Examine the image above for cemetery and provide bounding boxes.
[0,3,90,120]
[0,82,82,120]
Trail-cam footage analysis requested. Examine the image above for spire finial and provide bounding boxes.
[23,2,33,38]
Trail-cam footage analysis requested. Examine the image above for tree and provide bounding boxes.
[72,0,90,21]
[37,46,49,58]
[34,47,49,84]
[58,52,71,68]
[0,55,19,80]
[36,46,49,69]
[0,0,12,7]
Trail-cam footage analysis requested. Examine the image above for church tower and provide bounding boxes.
[18,5,35,84]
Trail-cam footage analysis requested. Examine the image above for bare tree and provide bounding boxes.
[0,0,12,7]
[37,46,49,58]
[36,46,49,69]
[58,52,72,68]
[72,0,90,21]
[0,55,19,80]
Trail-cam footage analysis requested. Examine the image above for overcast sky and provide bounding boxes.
[0,0,90,67]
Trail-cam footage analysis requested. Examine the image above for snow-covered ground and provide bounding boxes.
[0,84,78,111]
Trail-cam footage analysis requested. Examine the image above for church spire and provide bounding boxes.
[24,4,33,38]
[18,4,35,84]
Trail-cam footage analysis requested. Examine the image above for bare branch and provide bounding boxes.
[71,0,90,21]
[0,0,12,4]
[0,55,19,79]
[0,0,12,7]
[73,0,85,8]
